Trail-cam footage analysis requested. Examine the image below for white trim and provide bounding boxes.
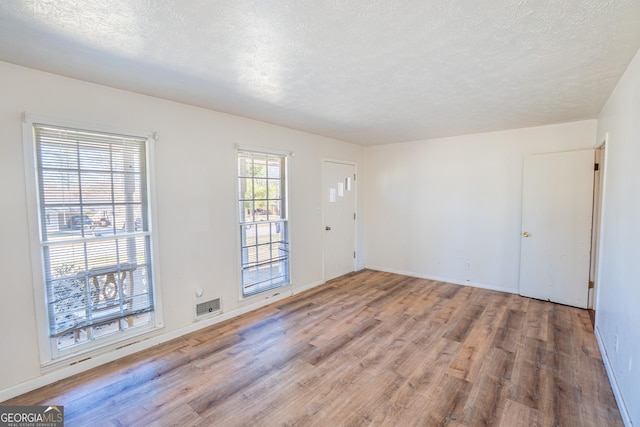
[595,326,633,427]
[21,112,163,365]
[292,279,326,294]
[588,138,607,310]
[41,323,162,372]
[22,112,154,140]
[235,144,293,158]
[237,285,293,307]
[594,133,609,316]
[321,157,357,166]
[235,147,292,301]
[364,265,518,295]
[22,115,51,366]
[0,276,326,402]
[146,133,164,330]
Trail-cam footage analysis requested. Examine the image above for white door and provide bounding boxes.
[519,149,595,308]
[322,161,356,281]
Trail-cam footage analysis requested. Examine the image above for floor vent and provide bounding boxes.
[196,298,221,318]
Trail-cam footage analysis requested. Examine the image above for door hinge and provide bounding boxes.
[594,163,599,171]
[354,213,356,220]
[589,281,594,289]
[354,251,356,259]
[353,173,356,181]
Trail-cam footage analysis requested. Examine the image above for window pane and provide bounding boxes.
[34,123,155,352]
[272,221,285,242]
[112,204,144,233]
[78,142,112,171]
[122,312,151,330]
[112,173,143,204]
[241,224,257,248]
[92,319,121,339]
[267,178,281,198]
[50,275,89,336]
[48,243,87,278]
[238,177,252,200]
[88,206,118,235]
[267,200,281,220]
[239,201,254,223]
[253,178,268,203]
[39,139,78,169]
[56,327,89,350]
[238,150,289,297]
[251,159,267,178]
[238,156,252,178]
[40,169,80,205]
[267,157,281,179]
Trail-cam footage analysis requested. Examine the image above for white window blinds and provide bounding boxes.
[33,124,155,347]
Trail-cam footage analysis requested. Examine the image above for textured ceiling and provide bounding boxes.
[1,1,639,145]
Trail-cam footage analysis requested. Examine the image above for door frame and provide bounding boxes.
[321,159,358,282]
[589,137,608,312]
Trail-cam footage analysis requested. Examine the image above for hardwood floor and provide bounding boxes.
[4,270,622,426]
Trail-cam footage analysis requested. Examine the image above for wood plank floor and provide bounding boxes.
[4,270,622,426]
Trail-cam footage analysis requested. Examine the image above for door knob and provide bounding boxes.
[522,231,531,237]
[325,226,331,231]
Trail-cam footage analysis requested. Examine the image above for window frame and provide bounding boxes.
[22,113,164,367]
[236,147,291,300]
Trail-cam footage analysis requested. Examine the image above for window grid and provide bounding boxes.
[238,151,289,297]
[33,124,155,354]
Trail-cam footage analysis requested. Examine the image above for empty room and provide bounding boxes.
[1,1,639,426]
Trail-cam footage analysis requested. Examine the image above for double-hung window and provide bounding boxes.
[25,118,159,361]
[237,150,290,297]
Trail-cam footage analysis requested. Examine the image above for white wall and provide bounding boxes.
[2,52,633,415]
[595,48,640,427]
[0,61,364,398]
[364,121,596,292]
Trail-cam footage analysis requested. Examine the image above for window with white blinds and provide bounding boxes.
[238,150,290,297]
[32,123,156,354]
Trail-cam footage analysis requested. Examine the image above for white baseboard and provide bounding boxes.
[293,279,325,294]
[0,278,327,403]
[365,265,518,295]
[594,325,633,427]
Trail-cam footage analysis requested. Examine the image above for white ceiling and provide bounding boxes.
[1,1,639,145]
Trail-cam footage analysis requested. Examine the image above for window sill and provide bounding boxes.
[238,284,293,307]
[40,323,164,374]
